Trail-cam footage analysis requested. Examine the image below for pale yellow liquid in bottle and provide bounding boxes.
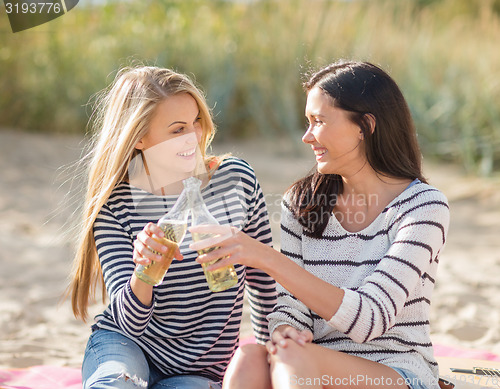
[135,221,187,286]
[192,232,238,292]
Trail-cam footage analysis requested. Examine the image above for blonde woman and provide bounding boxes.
[68,66,277,389]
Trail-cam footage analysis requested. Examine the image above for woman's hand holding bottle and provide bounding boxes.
[133,222,184,266]
[188,224,275,274]
[131,222,184,306]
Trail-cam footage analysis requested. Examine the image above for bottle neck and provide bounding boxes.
[186,187,208,213]
[182,177,214,221]
[184,184,219,226]
[164,189,190,221]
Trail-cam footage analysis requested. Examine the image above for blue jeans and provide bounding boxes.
[392,367,433,389]
[82,328,222,389]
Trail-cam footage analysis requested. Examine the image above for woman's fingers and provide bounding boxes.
[266,340,277,356]
[268,326,311,349]
[282,326,306,345]
[300,329,314,344]
[134,237,162,262]
[280,327,312,346]
[133,223,184,264]
[143,234,169,255]
[198,254,233,272]
[173,246,183,261]
[195,244,241,271]
[189,225,236,252]
[145,222,165,238]
[134,240,183,265]
[271,329,289,349]
[133,248,151,265]
[189,235,225,253]
[137,224,168,253]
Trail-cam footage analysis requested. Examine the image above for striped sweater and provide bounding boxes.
[93,157,277,381]
[268,181,449,387]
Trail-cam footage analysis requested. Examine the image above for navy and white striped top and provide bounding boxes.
[268,181,450,388]
[93,157,277,381]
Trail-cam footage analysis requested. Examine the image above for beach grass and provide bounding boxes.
[1,0,499,174]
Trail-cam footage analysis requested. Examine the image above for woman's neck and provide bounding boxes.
[335,167,413,232]
[158,172,211,196]
[340,163,411,201]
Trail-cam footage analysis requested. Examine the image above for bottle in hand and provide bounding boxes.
[184,177,238,292]
[135,192,189,286]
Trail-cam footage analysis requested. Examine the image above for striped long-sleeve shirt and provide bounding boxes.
[93,157,277,381]
[268,180,449,388]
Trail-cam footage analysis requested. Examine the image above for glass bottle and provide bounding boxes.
[134,190,189,286]
[184,177,238,292]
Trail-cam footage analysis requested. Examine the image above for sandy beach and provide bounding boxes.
[0,129,499,369]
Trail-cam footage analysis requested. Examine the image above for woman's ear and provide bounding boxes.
[360,113,376,140]
[365,113,376,135]
[135,139,145,150]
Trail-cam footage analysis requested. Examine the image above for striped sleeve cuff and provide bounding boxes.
[115,280,155,337]
[328,288,370,344]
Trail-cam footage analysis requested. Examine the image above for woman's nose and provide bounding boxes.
[195,127,203,143]
[302,126,315,144]
[185,125,202,144]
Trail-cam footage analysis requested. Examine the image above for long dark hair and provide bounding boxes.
[287,60,426,238]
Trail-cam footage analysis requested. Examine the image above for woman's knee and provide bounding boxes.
[237,344,268,360]
[83,364,149,389]
[223,344,270,389]
[229,344,268,373]
[269,342,324,388]
[82,329,149,389]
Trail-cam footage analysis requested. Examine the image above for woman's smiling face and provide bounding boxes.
[303,86,365,176]
[137,92,202,152]
[135,92,203,178]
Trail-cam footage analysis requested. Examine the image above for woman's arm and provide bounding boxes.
[94,205,179,337]
[190,224,345,322]
[132,222,183,305]
[191,189,450,343]
[328,190,450,343]
[191,193,343,325]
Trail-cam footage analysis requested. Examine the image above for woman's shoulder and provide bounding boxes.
[389,180,450,224]
[217,156,255,171]
[399,180,449,206]
[214,156,258,182]
[103,182,142,210]
[205,157,261,207]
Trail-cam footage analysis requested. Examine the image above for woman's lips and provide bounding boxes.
[313,147,327,160]
[177,148,196,158]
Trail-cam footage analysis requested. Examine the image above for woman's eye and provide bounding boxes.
[173,127,184,134]
[305,118,323,128]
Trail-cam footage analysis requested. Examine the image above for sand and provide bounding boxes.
[0,129,499,369]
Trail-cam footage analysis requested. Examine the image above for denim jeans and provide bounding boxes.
[392,367,433,389]
[82,328,222,389]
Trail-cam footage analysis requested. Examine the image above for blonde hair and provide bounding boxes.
[68,66,222,321]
